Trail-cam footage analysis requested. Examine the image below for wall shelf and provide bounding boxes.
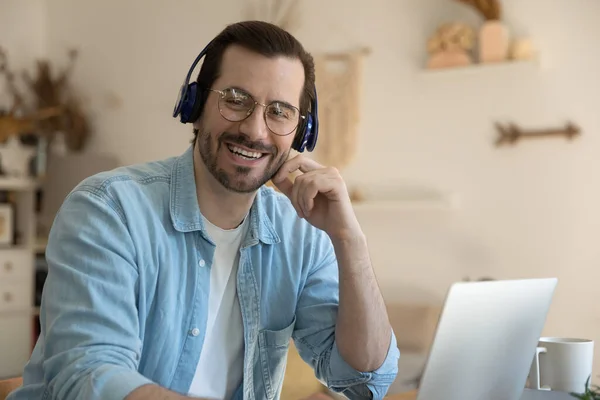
[419,59,539,78]
[352,193,459,212]
[0,177,40,191]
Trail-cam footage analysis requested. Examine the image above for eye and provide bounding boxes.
[223,88,252,110]
[227,97,246,106]
[267,103,295,120]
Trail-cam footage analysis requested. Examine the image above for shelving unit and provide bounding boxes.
[0,177,39,379]
[419,59,539,77]
[352,192,460,212]
[0,177,40,191]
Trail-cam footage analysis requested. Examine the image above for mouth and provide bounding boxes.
[223,143,270,167]
[225,143,269,162]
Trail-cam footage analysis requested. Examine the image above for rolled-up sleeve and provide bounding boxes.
[293,231,400,400]
[39,187,153,400]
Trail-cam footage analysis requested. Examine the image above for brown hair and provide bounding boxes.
[191,20,316,142]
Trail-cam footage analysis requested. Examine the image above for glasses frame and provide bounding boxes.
[208,88,305,136]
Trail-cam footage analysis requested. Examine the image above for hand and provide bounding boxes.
[271,155,362,241]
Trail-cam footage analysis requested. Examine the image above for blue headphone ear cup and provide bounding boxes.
[305,112,318,152]
[189,85,207,123]
[179,82,198,123]
[304,86,319,152]
[292,114,311,152]
[173,85,186,119]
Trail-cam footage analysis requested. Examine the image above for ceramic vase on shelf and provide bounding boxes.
[510,38,535,61]
[479,20,509,63]
[427,50,472,69]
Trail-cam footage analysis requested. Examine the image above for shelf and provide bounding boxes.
[0,177,40,191]
[0,245,34,252]
[419,59,539,77]
[352,195,459,212]
[0,242,46,254]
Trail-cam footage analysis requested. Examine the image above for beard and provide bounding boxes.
[197,128,290,193]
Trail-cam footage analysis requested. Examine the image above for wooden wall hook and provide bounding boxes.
[495,121,581,147]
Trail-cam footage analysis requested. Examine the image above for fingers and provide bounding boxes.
[302,182,318,217]
[271,154,343,219]
[271,155,323,185]
[291,175,302,217]
[272,173,308,217]
[297,174,328,217]
[291,172,336,218]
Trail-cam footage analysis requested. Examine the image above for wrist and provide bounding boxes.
[329,228,366,248]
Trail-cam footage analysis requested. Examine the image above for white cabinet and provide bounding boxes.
[0,178,37,379]
[0,250,33,282]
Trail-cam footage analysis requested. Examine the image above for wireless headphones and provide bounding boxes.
[173,41,319,153]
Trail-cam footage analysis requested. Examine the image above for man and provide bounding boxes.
[9,21,399,400]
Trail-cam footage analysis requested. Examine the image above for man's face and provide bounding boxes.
[193,45,305,193]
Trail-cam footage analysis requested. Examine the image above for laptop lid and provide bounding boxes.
[416,278,558,400]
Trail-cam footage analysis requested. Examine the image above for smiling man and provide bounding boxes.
[8,21,399,400]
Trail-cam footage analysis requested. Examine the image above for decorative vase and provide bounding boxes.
[479,20,509,63]
[510,38,535,61]
[427,50,472,70]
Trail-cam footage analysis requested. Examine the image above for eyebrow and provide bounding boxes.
[229,85,299,110]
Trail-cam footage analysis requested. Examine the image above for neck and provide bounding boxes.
[193,143,256,230]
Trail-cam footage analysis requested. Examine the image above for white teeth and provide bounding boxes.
[228,145,262,159]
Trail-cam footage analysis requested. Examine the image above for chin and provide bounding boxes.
[196,134,285,194]
[215,168,271,194]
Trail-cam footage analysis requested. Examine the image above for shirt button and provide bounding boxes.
[191,328,200,336]
[198,259,206,267]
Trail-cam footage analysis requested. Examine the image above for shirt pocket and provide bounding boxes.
[258,316,296,400]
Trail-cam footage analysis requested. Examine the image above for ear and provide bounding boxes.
[189,86,207,123]
[193,119,201,130]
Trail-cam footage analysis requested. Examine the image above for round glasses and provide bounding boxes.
[208,87,304,136]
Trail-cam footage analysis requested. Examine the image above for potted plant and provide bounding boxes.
[571,377,600,400]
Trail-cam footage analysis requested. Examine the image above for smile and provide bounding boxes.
[226,144,266,160]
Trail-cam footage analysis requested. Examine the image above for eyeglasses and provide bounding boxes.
[208,87,304,136]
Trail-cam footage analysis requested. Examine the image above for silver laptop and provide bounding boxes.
[416,278,558,400]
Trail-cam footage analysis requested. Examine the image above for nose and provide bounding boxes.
[238,104,270,142]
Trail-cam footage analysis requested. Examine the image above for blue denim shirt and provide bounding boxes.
[9,146,399,400]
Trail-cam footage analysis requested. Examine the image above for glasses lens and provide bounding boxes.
[216,88,301,136]
[218,88,254,121]
[265,102,300,136]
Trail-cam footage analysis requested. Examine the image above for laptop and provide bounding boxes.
[415,278,558,400]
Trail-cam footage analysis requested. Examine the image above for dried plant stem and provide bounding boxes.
[455,0,502,20]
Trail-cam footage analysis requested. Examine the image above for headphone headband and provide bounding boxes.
[173,41,318,152]
[172,41,212,120]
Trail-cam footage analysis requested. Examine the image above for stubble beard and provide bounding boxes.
[197,129,290,193]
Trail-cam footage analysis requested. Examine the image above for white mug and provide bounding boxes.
[528,337,594,394]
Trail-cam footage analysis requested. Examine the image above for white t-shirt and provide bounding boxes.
[188,215,248,399]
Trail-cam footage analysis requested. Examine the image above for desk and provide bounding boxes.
[0,377,22,400]
[386,390,417,400]
[384,389,573,400]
